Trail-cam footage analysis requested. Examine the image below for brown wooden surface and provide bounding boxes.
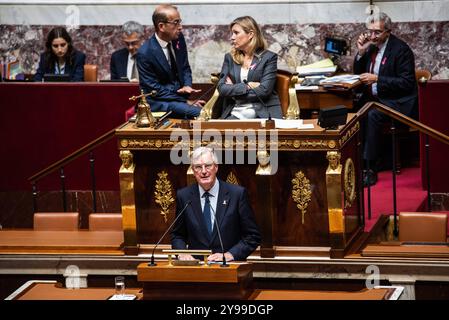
[250,288,392,300]
[14,283,142,300]
[362,244,449,259]
[137,262,251,283]
[296,87,354,109]
[138,262,253,299]
[0,230,124,255]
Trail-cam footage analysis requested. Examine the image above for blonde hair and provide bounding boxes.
[230,16,267,65]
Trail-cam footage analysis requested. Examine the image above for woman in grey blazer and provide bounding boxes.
[216,16,282,119]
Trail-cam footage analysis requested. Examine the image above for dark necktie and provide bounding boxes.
[131,55,138,80]
[369,47,379,97]
[203,192,212,235]
[167,42,179,82]
[370,46,379,73]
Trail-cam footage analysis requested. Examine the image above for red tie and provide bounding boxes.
[368,47,379,98]
[370,47,379,73]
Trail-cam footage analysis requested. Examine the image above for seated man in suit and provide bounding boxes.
[136,4,204,119]
[353,12,417,187]
[171,147,261,262]
[110,21,144,82]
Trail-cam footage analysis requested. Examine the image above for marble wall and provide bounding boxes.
[1,1,448,82]
[1,21,448,82]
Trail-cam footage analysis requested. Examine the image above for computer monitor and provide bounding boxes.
[43,74,71,82]
[324,37,348,56]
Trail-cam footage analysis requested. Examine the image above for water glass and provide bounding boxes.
[114,276,125,296]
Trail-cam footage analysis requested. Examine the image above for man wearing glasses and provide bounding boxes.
[171,147,261,262]
[136,4,204,118]
[110,21,144,82]
[354,12,417,187]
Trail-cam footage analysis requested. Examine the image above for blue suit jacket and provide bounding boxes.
[353,34,418,117]
[34,50,86,82]
[136,33,193,112]
[171,180,261,261]
[110,47,129,80]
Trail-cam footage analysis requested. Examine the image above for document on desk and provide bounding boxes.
[274,119,314,129]
[109,294,137,300]
[295,84,319,90]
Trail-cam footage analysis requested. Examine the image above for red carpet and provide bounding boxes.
[363,167,428,232]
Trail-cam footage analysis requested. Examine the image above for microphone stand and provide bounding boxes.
[243,80,275,129]
[149,200,191,266]
[209,203,229,268]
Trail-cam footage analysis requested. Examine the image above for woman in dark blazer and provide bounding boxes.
[34,27,85,82]
[216,16,282,119]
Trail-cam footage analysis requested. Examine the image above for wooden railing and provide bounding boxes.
[357,101,449,236]
[28,121,128,213]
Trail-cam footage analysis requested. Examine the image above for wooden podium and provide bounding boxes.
[116,116,364,258]
[137,262,253,300]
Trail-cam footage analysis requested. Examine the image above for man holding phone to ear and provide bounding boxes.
[354,11,417,187]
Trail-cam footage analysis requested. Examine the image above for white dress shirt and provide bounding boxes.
[155,33,176,67]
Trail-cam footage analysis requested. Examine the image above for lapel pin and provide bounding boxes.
[223,200,227,205]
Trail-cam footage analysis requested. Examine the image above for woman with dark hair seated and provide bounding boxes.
[34,27,86,81]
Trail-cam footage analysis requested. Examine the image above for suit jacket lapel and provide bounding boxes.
[247,54,261,80]
[210,180,230,244]
[150,36,171,75]
[233,61,241,84]
[379,36,393,76]
[190,185,211,243]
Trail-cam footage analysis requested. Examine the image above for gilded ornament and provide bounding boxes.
[291,171,312,224]
[226,171,240,185]
[120,139,129,148]
[344,158,356,208]
[119,150,134,172]
[154,171,175,223]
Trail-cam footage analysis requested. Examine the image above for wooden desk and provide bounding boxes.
[0,82,139,191]
[137,262,253,300]
[362,244,449,259]
[296,87,355,110]
[250,288,396,300]
[0,230,124,255]
[8,281,142,300]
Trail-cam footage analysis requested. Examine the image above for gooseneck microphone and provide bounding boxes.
[148,200,191,266]
[208,200,229,268]
[190,73,226,107]
[243,79,275,128]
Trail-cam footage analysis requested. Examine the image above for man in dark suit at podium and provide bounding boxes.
[171,147,261,262]
[354,11,417,187]
[136,4,204,118]
[110,21,144,82]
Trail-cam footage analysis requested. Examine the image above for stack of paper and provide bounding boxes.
[319,74,360,88]
[297,59,337,77]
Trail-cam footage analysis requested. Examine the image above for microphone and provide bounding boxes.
[190,73,226,107]
[243,80,275,129]
[208,199,229,268]
[149,200,191,266]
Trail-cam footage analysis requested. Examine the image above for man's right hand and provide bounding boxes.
[356,33,373,56]
[178,253,195,260]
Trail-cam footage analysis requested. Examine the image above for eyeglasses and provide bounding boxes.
[192,163,214,172]
[164,19,182,26]
[124,40,141,47]
[366,29,387,36]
